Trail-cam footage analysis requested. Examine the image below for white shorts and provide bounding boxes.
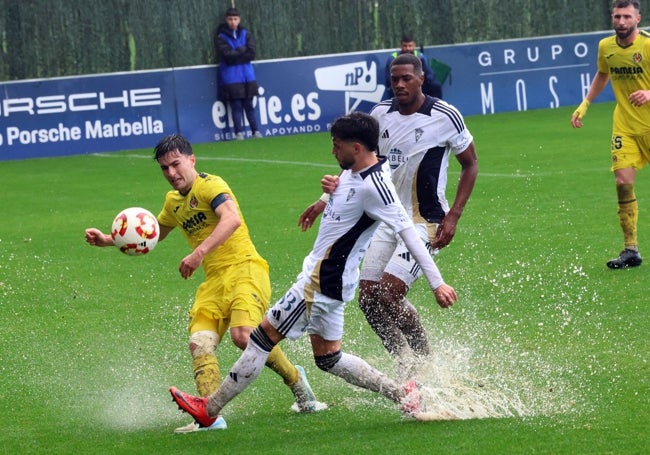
[359,222,437,286]
[266,272,346,341]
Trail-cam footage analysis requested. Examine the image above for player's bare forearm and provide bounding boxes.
[571,71,609,128]
[433,144,478,249]
[298,200,326,231]
[84,228,114,247]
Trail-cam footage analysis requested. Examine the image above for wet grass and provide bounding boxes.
[0,102,647,454]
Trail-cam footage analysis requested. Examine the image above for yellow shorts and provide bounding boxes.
[610,132,650,171]
[188,258,271,339]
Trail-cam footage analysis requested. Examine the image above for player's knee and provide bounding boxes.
[229,330,250,350]
[249,325,276,353]
[189,330,219,358]
[314,351,342,372]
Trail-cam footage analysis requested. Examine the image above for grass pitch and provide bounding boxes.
[1,102,648,454]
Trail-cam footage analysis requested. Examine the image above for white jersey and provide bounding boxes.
[370,96,473,224]
[301,158,411,302]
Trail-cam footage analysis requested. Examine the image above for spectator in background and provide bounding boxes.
[215,7,262,140]
[384,32,442,99]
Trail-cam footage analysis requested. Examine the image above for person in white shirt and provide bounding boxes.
[300,53,478,376]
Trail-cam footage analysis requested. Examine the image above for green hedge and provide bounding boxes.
[0,0,614,81]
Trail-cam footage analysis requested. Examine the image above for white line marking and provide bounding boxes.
[91,153,336,168]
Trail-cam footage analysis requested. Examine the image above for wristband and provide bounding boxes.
[573,99,590,119]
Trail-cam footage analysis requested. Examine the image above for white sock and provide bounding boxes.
[327,352,401,402]
[206,339,270,416]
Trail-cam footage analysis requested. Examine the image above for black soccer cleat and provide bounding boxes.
[606,249,642,269]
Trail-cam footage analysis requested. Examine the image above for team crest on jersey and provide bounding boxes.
[189,196,199,209]
[633,52,642,64]
[415,128,424,143]
[388,148,407,170]
[346,188,356,201]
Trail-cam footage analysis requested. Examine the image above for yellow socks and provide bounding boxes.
[616,183,638,250]
[192,354,221,396]
[265,345,299,387]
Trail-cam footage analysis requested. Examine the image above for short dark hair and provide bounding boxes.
[391,53,423,75]
[330,112,379,152]
[153,134,193,161]
[612,0,640,11]
[225,7,240,17]
[401,32,415,43]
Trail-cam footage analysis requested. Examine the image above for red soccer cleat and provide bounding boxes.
[400,380,426,417]
[170,386,217,428]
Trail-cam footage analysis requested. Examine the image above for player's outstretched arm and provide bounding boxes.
[433,142,478,250]
[85,228,114,247]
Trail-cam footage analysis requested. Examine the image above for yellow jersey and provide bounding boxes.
[157,172,264,272]
[598,30,650,135]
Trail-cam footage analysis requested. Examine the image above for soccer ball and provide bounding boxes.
[111,207,159,256]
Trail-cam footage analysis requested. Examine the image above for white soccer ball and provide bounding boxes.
[111,207,159,256]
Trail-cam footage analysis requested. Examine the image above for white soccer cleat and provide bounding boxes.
[290,365,328,413]
[174,415,227,434]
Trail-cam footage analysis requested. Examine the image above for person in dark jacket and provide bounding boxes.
[215,8,262,140]
[384,33,442,100]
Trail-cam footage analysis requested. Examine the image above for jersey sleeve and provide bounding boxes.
[157,192,177,228]
[196,174,233,207]
[596,38,609,74]
[363,169,412,233]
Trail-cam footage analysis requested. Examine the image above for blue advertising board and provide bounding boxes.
[0,30,616,161]
[0,70,178,160]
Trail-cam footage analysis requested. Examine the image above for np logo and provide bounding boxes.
[633,52,642,64]
[314,60,385,113]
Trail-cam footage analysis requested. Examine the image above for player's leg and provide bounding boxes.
[378,225,433,357]
[202,318,282,417]
[359,225,406,352]
[175,300,228,433]
[189,325,222,397]
[187,279,229,399]
[205,283,312,417]
[607,133,643,268]
[308,300,423,416]
[615,173,638,247]
[377,273,430,357]
[229,260,324,412]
